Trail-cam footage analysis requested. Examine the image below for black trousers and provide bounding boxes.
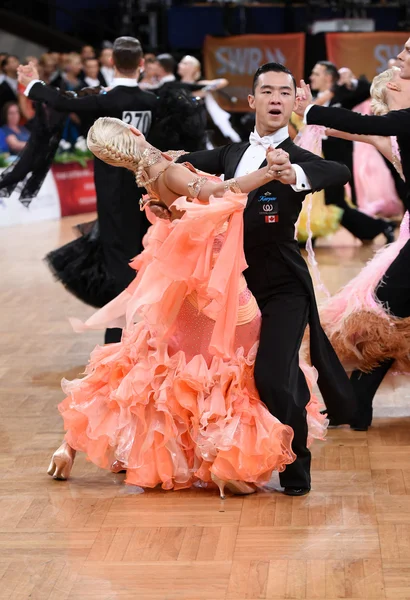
[245,249,312,489]
[323,142,388,241]
[325,184,388,241]
[253,291,311,488]
[350,239,410,426]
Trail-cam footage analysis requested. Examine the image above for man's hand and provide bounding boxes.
[315,89,334,106]
[266,148,296,185]
[338,67,356,89]
[17,61,40,88]
[294,80,313,117]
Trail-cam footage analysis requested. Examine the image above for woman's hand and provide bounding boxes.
[294,80,313,117]
[266,147,296,185]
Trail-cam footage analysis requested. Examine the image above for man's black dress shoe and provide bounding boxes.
[350,424,369,432]
[322,411,370,431]
[320,411,349,427]
[283,487,310,497]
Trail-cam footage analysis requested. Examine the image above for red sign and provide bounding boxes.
[326,32,409,80]
[52,160,97,217]
[204,33,305,112]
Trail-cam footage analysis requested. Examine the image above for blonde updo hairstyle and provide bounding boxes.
[87,116,146,185]
[370,67,400,116]
[183,55,201,81]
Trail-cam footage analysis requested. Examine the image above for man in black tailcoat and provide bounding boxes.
[295,40,410,431]
[175,63,356,495]
[18,37,158,344]
[309,61,394,243]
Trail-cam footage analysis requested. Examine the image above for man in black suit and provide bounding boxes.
[309,61,394,243]
[18,37,158,344]
[295,40,410,430]
[0,55,19,112]
[173,63,356,495]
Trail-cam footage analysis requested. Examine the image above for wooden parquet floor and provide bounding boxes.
[1,215,409,600]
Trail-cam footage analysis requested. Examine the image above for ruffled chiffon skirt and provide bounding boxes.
[321,212,410,374]
[60,193,327,489]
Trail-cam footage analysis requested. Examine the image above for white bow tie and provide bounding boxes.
[249,131,275,150]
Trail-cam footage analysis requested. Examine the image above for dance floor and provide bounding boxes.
[1,215,409,600]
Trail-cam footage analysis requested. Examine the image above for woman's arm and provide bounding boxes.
[164,149,292,203]
[18,93,35,122]
[307,104,410,136]
[198,78,229,90]
[325,128,394,162]
[5,134,27,153]
[295,80,410,136]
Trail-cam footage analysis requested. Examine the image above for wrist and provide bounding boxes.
[262,166,274,181]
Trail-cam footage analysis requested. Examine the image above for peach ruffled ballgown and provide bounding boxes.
[60,191,327,490]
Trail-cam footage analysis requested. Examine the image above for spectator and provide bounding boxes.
[0,55,19,110]
[0,52,9,84]
[155,53,176,87]
[1,101,30,154]
[39,53,58,84]
[0,127,7,153]
[52,53,83,92]
[99,47,114,86]
[81,58,101,88]
[62,53,83,91]
[80,45,96,61]
[139,54,159,89]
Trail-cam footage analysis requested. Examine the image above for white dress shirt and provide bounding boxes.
[84,76,100,88]
[234,125,311,192]
[109,77,138,89]
[157,74,176,87]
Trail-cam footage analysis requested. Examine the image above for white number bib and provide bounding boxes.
[122,111,152,135]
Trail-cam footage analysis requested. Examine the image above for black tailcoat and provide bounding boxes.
[307,104,410,417]
[28,81,158,294]
[321,78,371,207]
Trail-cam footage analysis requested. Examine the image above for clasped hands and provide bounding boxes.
[17,62,40,87]
[266,147,296,185]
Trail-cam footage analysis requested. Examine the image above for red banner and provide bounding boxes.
[326,32,409,80]
[52,160,96,217]
[204,33,305,112]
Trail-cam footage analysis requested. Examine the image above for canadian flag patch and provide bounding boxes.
[265,215,278,223]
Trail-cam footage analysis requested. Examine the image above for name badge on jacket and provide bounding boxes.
[258,192,278,223]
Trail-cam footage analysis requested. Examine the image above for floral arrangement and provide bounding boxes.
[53,136,93,167]
[0,153,9,168]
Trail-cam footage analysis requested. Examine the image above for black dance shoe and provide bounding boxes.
[320,410,349,427]
[383,223,395,244]
[349,423,369,432]
[283,487,311,497]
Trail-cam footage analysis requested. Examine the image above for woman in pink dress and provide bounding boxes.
[48,117,326,497]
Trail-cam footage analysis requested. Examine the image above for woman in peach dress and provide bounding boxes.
[48,117,326,498]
